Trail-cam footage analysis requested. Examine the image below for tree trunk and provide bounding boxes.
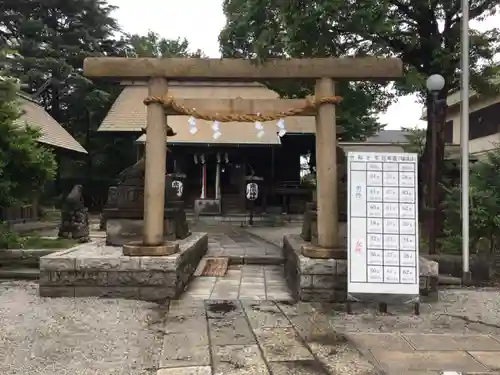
[50,76,62,196]
[85,109,93,209]
[420,89,448,254]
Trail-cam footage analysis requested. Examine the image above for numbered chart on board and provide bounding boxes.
[347,152,419,297]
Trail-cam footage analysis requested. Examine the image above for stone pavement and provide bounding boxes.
[157,300,373,375]
[179,228,291,300]
[158,230,373,374]
[206,231,284,264]
[317,287,500,374]
[349,332,500,374]
[182,265,293,301]
[245,224,301,248]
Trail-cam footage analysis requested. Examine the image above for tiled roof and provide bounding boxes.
[14,95,87,153]
[364,130,408,144]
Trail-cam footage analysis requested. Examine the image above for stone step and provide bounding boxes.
[0,267,40,280]
[227,255,284,265]
[439,274,462,285]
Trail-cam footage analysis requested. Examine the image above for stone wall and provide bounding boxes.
[39,233,208,301]
[283,234,439,303]
[0,249,56,268]
[425,253,492,283]
[283,234,347,302]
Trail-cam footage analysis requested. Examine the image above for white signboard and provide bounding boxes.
[347,152,419,297]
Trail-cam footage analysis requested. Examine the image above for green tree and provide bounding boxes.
[441,148,500,254]
[401,127,427,156]
[1,2,125,150]
[0,66,56,207]
[124,31,206,58]
[1,0,135,204]
[218,0,396,141]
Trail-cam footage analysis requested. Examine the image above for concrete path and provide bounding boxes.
[157,300,373,375]
[350,332,500,374]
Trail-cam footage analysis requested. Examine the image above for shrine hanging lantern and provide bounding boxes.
[246,182,259,201]
[171,180,184,197]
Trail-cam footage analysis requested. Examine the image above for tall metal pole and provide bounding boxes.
[429,92,438,254]
[460,0,471,282]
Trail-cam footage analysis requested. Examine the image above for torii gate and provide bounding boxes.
[84,57,403,257]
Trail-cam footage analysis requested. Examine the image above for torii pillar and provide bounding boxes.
[314,78,338,251]
[83,57,403,257]
[142,77,169,248]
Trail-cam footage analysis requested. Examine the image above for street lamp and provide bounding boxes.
[426,74,445,93]
[425,74,446,255]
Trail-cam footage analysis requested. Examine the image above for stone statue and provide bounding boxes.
[102,157,190,245]
[58,184,90,242]
[117,158,145,182]
[301,146,347,243]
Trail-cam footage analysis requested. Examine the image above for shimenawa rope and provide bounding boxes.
[143,95,342,123]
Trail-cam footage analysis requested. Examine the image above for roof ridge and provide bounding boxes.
[16,92,39,104]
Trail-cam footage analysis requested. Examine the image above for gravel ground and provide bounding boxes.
[2,281,498,375]
[321,288,500,335]
[0,281,164,375]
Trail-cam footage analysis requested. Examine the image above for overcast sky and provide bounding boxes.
[108,0,498,130]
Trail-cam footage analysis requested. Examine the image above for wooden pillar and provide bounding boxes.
[315,78,338,249]
[201,162,207,199]
[215,154,221,199]
[143,77,168,246]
